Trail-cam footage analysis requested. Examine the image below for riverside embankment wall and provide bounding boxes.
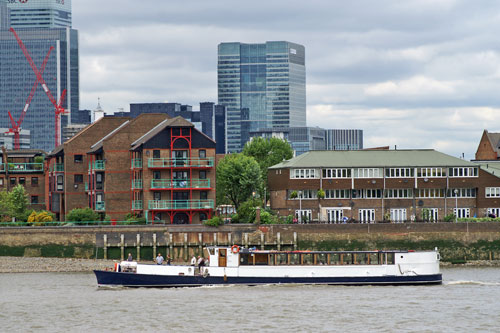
[2,223,500,262]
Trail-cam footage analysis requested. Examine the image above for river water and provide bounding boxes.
[1,267,499,332]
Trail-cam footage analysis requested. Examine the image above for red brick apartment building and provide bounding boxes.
[46,115,216,223]
[0,149,45,211]
[475,130,500,161]
[268,149,500,223]
[129,116,216,224]
[46,117,130,220]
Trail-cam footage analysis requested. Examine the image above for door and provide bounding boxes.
[359,209,375,223]
[218,249,227,267]
[327,209,343,223]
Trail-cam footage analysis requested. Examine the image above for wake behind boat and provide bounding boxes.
[94,246,442,287]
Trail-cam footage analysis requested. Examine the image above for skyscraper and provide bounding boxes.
[0,0,78,152]
[7,0,72,28]
[218,41,306,153]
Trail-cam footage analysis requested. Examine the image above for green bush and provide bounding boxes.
[235,198,261,223]
[203,216,223,227]
[125,213,147,224]
[66,208,100,222]
[443,214,456,222]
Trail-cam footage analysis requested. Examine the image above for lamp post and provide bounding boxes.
[454,189,458,223]
[298,190,302,224]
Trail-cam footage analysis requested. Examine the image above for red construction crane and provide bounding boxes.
[6,46,54,150]
[9,27,67,147]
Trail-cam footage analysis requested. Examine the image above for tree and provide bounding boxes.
[0,190,13,221]
[9,185,29,221]
[242,137,293,201]
[216,153,262,210]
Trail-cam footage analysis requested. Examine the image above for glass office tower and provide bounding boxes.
[218,41,306,153]
[7,0,72,28]
[0,28,79,152]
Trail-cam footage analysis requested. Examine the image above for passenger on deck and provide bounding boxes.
[166,255,171,265]
[127,253,133,261]
[156,253,164,265]
[190,255,196,266]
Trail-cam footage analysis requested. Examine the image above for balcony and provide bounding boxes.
[95,201,105,211]
[150,178,210,189]
[1,163,45,173]
[92,160,105,171]
[132,200,143,210]
[148,199,214,210]
[132,179,143,189]
[51,163,64,172]
[131,158,142,169]
[148,157,214,169]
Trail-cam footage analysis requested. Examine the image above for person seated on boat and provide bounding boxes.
[156,253,164,265]
[127,253,133,262]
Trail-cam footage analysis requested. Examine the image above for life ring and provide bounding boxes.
[231,245,240,254]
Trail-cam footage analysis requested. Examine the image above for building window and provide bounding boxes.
[74,174,83,184]
[385,188,413,198]
[448,188,476,198]
[295,210,312,223]
[19,177,26,185]
[200,191,208,200]
[352,189,382,199]
[31,196,39,204]
[385,168,414,178]
[454,208,470,218]
[358,209,375,223]
[154,192,161,200]
[74,155,83,163]
[322,168,351,178]
[485,187,500,198]
[31,177,38,187]
[10,177,16,186]
[289,189,316,199]
[418,168,444,178]
[153,171,161,180]
[153,150,160,158]
[56,175,64,191]
[325,189,350,199]
[199,212,207,221]
[199,150,206,158]
[487,208,500,218]
[199,170,206,179]
[290,169,318,179]
[390,209,407,223]
[354,168,382,178]
[448,167,478,178]
[422,208,439,222]
[416,188,445,198]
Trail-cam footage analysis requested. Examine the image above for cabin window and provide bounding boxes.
[369,253,380,265]
[277,254,288,265]
[290,253,300,265]
[317,253,327,265]
[268,254,276,265]
[343,253,353,265]
[208,248,215,256]
[301,254,313,265]
[386,253,395,265]
[240,254,250,265]
[329,253,340,265]
[254,253,268,265]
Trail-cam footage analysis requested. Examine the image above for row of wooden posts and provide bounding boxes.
[101,232,298,261]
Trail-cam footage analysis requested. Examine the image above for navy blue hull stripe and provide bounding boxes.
[94,270,442,287]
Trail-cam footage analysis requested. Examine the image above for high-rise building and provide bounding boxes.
[218,41,306,153]
[0,0,10,29]
[0,0,78,152]
[0,128,30,149]
[7,0,72,28]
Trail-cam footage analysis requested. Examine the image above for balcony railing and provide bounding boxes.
[131,158,142,169]
[132,200,143,210]
[1,163,45,173]
[148,199,214,210]
[148,158,214,168]
[95,201,105,211]
[51,163,64,172]
[132,179,143,189]
[92,160,105,170]
[150,178,210,189]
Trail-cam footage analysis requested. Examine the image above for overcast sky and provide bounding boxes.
[73,0,500,159]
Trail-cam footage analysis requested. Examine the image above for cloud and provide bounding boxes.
[71,0,500,158]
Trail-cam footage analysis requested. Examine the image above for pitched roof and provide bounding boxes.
[474,161,500,177]
[269,149,476,169]
[130,116,204,150]
[486,131,500,155]
[89,120,130,153]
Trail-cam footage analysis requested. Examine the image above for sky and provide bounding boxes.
[73,0,500,159]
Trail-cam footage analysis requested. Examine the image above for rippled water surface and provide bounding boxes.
[1,268,499,332]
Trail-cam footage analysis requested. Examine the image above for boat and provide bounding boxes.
[94,246,442,287]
